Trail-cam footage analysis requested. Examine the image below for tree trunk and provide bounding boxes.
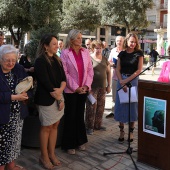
[9,26,23,46]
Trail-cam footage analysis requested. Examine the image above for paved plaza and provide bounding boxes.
[15,61,165,170]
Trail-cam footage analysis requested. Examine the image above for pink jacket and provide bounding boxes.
[60,48,94,93]
[157,61,170,83]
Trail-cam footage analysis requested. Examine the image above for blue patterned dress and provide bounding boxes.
[0,72,23,166]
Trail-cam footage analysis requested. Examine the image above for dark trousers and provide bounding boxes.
[61,93,88,150]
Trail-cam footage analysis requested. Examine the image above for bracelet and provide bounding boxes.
[57,98,63,105]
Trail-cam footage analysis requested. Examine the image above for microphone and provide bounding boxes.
[158,55,170,59]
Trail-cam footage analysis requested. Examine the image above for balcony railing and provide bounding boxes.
[156,3,168,10]
[147,21,167,30]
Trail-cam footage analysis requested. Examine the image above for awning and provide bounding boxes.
[139,39,157,43]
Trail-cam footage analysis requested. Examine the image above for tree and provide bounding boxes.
[27,0,62,61]
[0,0,31,45]
[0,0,62,46]
[61,0,101,31]
[99,0,154,33]
[28,0,62,30]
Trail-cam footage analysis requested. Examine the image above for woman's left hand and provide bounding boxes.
[50,88,62,100]
[57,100,64,111]
[106,86,111,94]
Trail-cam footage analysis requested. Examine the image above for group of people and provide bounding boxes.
[0,29,148,170]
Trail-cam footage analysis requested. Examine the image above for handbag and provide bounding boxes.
[15,76,33,94]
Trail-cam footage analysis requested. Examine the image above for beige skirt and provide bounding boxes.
[37,100,64,126]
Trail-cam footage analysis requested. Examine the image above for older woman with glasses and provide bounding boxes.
[0,44,32,170]
[85,40,111,135]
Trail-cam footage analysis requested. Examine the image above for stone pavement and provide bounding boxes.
[15,62,165,170]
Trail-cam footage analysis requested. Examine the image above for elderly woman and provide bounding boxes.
[60,29,94,155]
[85,40,111,135]
[0,45,31,170]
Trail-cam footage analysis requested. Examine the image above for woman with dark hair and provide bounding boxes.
[34,34,66,169]
[60,29,94,155]
[19,43,34,78]
[114,33,143,143]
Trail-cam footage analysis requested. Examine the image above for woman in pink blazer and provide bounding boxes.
[60,29,94,155]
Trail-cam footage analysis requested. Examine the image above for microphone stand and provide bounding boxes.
[103,57,162,170]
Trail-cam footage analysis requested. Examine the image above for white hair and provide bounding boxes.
[115,35,124,41]
[0,44,17,60]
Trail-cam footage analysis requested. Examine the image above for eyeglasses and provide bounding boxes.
[2,58,17,63]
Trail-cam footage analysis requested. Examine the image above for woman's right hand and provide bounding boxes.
[75,87,87,94]
[11,92,29,101]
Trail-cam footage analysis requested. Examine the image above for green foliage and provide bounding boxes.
[29,0,62,30]
[0,0,62,46]
[62,0,101,31]
[0,0,31,45]
[28,25,60,63]
[99,0,154,32]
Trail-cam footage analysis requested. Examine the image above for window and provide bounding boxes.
[163,14,168,28]
[100,28,105,35]
[148,15,156,24]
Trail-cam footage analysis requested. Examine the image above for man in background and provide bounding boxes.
[106,36,124,118]
[57,39,64,57]
[102,41,110,60]
[85,39,92,53]
[149,47,159,75]
[0,31,5,47]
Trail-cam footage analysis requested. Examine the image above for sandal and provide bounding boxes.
[39,157,54,170]
[5,165,27,170]
[127,127,134,142]
[49,156,61,166]
[67,149,76,155]
[118,125,125,143]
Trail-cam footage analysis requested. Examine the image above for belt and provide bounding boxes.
[122,73,132,77]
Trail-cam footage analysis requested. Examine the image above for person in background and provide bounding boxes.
[102,41,110,60]
[0,31,5,47]
[57,39,64,57]
[146,46,150,55]
[168,45,170,56]
[85,40,111,135]
[0,44,32,170]
[106,36,124,118]
[85,39,92,53]
[60,29,94,155]
[149,47,159,76]
[19,43,34,79]
[34,34,66,169]
[114,33,143,143]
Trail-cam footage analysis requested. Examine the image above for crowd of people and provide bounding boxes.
[0,29,170,170]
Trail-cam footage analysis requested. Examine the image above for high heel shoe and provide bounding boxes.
[118,125,125,143]
[39,157,54,170]
[49,156,61,166]
[127,127,134,142]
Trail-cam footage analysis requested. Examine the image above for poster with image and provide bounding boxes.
[143,97,166,138]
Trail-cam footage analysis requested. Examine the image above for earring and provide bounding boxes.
[45,48,48,53]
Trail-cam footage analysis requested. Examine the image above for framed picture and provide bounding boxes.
[143,96,166,138]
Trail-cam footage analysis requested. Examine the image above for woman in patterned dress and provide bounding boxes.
[85,40,111,135]
[0,45,31,170]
